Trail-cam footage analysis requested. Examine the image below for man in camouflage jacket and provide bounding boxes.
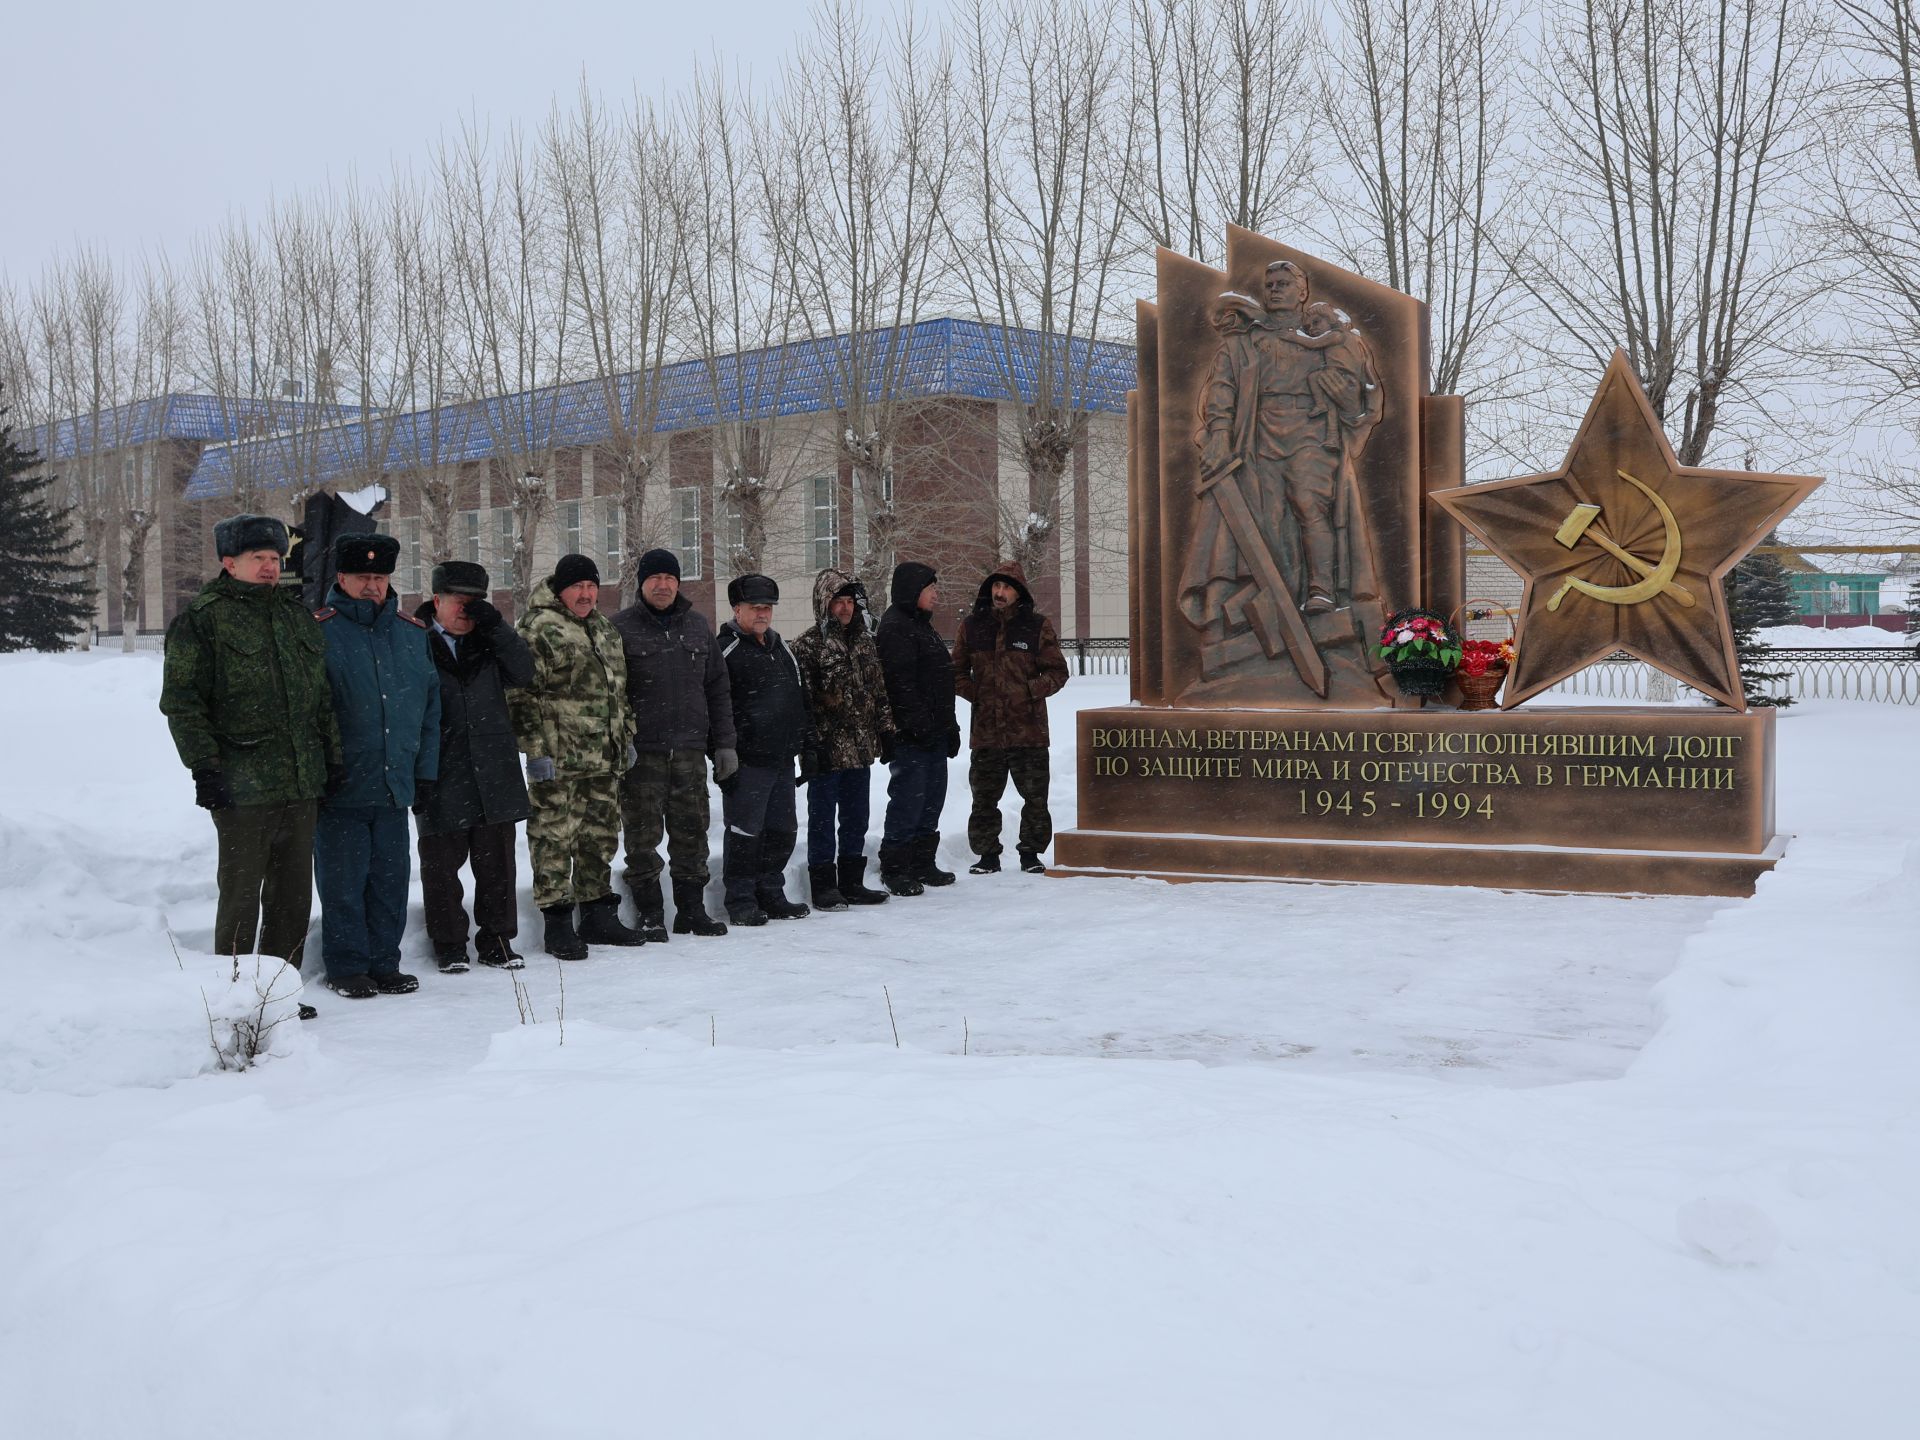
[790,567,893,909]
[950,560,1068,874]
[160,513,340,986]
[509,554,644,959]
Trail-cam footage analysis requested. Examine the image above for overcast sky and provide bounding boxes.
[4,0,811,282]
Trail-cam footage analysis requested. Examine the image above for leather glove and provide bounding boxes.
[324,762,348,799]
[525,756,556,783]
[191,765,234,812]
[712,747,739,783]
[463,598,502,633]
[624,741,638,770]
[877,733,895,765]
[411,779,435,816]
[945,728,962,759]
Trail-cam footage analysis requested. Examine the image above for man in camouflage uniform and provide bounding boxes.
[510,554,645,959]
[160,513,340,1002]
[951,560,1069,874]
[790,567,893,910]
[611,548,735,940]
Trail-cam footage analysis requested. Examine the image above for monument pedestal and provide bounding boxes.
[1052,705,1780,898]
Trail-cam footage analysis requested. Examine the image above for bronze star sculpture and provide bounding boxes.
[1430,351,1820,710]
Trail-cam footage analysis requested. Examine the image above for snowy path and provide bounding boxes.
[2,655,1915,1437]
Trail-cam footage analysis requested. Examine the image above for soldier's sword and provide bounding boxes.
[1196,456,1329,697]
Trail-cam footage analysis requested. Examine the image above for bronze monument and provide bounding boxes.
[1055,227,1819,898]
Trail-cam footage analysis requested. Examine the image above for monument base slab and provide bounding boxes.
[1054,704,1781,898]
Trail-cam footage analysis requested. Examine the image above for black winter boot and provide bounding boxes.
[671,879,728,937]
[758,882,811,920]
[474,932,525,969]
[837,855,888,905]
[578,894,647,947]
[968,851,1002,875]
[878,845,924,897]
[1018,849,1047,874]
[435,941,472,972]
[808,863,849,912]
[541,904,589,961]
[726,899,769,927]
[631,875,669,944]
[917,834,957,887]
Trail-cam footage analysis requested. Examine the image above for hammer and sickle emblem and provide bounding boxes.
[1546,470,1695,611]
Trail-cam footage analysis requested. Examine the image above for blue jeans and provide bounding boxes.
[314,804,413,980]
[806,766,872,866]
[882,744,948,849]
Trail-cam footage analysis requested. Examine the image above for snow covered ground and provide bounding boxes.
[1,652,1915,1437]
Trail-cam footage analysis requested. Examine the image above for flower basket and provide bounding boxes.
[1378,607,1461,699]
[1450,599,1517,711]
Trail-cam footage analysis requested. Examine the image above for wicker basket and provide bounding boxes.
[1450,598,1516,711]
[1381,607,1459,699]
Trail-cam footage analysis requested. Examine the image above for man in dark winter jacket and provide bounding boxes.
[951,560,1069,874]
[413,561,534,973]
[161,513,341,1003]
[313,532,441,998]
[715,573,815,926]
[874,560,960,895]
[611,548,735,940]
[790,567,894,910]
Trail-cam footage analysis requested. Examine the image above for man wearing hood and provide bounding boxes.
[413,561,535,973]
[790,567,894,910]
[160,513,340,1008]
[611,548,735,940]
[873,561,960,894]
[950,560,1069,874]
[715,573,815,925]
[312,532,441,997]
[509,554,645,960]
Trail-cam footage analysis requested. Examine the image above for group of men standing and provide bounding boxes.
[161,508,1069,1010]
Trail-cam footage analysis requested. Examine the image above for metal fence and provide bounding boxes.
[1066,641,1920,705]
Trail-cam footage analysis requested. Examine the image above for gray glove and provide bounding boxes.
[624,741,638,770]
[525,756,556,783]
[712,747,739,783]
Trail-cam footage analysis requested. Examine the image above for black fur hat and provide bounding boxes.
[214,513,289,559]
[333,531,399,576]
[430,560,490,596]
[550,554,600,593]
[727,573,779,606]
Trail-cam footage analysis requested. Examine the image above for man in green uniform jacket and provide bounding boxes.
[160,513,341,987]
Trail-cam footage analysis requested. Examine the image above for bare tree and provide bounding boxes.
[1518,0,1830,467]
[1319,0,1522,401]
[777,0,956,585]
[673,64,814,578]
[438,119,576,608]
[1119,0,1319,270]
[1825,2,1920,524]
[547,82,682,592]
[948,0,1131,579]
[114,259,184,650]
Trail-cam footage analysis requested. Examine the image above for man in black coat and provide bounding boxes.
[612,549,736,941]
[413,561,536,972]
[874,560,960,895]
[715,573,815,927]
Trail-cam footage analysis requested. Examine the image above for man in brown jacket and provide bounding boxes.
[950,561,1069,874]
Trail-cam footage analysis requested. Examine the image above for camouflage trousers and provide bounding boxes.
[968,746,1053,857]
[527,772,621,910]
[620,749,713,889]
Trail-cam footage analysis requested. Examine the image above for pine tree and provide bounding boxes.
[0,387,95,653]
[1905,572,1919,638]
[1723,534,1799,708]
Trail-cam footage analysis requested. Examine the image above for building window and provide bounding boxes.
[602,496,623,575]
[562,500,582,559]
[388,517,420,594]
[674,487,703,579]
[462,511,481,565]
[849,471,893,571]
[810,474,840,571]
[495,507,515,573]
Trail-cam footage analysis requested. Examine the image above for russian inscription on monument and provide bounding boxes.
[1056,225,1818,898]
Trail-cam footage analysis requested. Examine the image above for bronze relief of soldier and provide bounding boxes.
[1177,260,1394,704]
